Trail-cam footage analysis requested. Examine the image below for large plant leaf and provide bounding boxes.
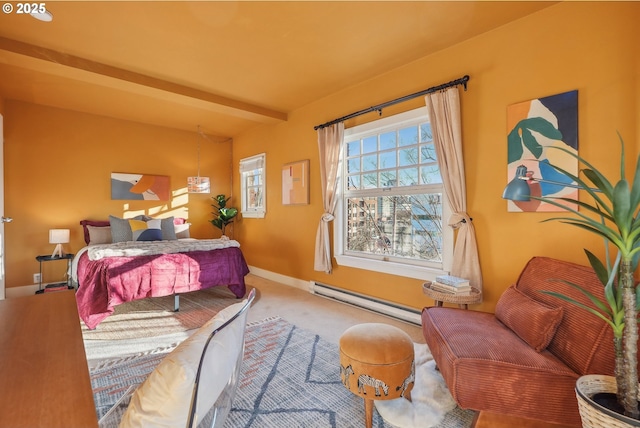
[585,249,612,290]
[219,208,238,222]
[540,289,622,336]
[585,249,623,312]
[629,137,640,209]
[612,180,632,239]
[542,145,615,208]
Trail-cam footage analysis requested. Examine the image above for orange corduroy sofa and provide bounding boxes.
[421,257,617,427]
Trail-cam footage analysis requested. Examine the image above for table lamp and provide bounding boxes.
[49,229,70,258]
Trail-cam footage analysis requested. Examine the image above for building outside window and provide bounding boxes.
[334,107,452,280]
[239,153,266,218]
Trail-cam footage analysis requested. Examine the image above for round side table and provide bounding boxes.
[422,281,482,309]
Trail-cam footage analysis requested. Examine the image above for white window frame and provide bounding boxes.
[239,153,266,218]
[334,107,453,281]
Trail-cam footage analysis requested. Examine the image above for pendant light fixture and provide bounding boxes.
[187,125,211,194]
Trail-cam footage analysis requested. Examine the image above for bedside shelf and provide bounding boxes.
[35,253,74,294]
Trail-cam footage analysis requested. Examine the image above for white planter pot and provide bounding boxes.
[576,375,640,428]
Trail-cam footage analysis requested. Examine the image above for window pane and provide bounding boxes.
[363,136,377,154]
[398,167,418,186]
[399,126,418,146]
[362,154,377,172]
[247,187,263,209]
[345,194,443,262]
[420,166,443,184]
[379,151,396,169]
[380,132,396,150]
[420,123,433,142]
[246,171,262,186]
[347,175,361,190]
[379,170,396,187]
[362,173,377,189]
[420,144,437,163]
[347,158,360,174]
[347,141,360,157]
[399,147,418,166]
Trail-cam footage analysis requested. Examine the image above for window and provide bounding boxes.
[239,153,266,218]
[334,107,452,280]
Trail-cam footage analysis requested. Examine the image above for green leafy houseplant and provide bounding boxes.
[533,135,640,420]
[210,194,238,236]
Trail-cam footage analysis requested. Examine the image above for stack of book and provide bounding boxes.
[431,275,472,295]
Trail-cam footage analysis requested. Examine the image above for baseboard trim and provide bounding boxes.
[247,266,422,325]
[247,265,311,292]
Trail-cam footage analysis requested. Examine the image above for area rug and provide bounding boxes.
[90,317,475,428]
[82,286,241,340]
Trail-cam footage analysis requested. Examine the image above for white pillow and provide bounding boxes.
[119,298,248,428]
[175,223,191,239]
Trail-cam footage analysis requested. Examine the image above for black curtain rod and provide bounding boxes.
[314,75,469,131]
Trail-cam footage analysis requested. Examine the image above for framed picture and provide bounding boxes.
[506,90,578,212]
[282,160,309,205]
[111,172,170,201]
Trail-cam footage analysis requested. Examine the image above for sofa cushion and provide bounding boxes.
[495,285,563,352]
[421,306,581,426]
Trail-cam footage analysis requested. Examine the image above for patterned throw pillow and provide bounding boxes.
[110,215,137,242]
[129,219,163,241]
[109,215,175,242]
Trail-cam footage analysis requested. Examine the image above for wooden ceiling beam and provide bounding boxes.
[0,36,288,122]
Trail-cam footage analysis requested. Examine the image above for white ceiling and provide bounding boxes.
[0,1,556,140]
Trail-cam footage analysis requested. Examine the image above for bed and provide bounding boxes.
[73,218,250,329]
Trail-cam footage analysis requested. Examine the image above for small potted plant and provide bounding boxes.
[529,135,640,425]
[210,194,238,237]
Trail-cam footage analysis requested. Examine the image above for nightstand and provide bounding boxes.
[35,254,74,294]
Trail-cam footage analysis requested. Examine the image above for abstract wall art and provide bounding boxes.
[506,90,578,212]
[111,173,170,201]
[282,160,309,205]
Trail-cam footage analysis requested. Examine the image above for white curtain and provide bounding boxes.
[425,87,483,293]
[314,123,344,273]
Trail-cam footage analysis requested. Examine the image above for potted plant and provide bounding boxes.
[530,134,640,425]
[210,194,238,237]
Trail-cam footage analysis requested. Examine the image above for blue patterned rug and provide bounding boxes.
[91,317,474,427]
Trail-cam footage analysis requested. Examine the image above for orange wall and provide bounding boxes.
[4,102,233,287]
[232,2,639,312]
[2,2,638,312]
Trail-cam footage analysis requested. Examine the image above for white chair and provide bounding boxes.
[99,288,256,428]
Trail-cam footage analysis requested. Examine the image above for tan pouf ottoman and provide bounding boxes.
[339,323,415,428]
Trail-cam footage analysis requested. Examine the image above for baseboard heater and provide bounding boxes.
[310,281,422,326]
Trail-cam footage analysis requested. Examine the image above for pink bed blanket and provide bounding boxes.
[76,246,249,329]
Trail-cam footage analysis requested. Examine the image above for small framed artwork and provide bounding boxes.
[282,160,309,205]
